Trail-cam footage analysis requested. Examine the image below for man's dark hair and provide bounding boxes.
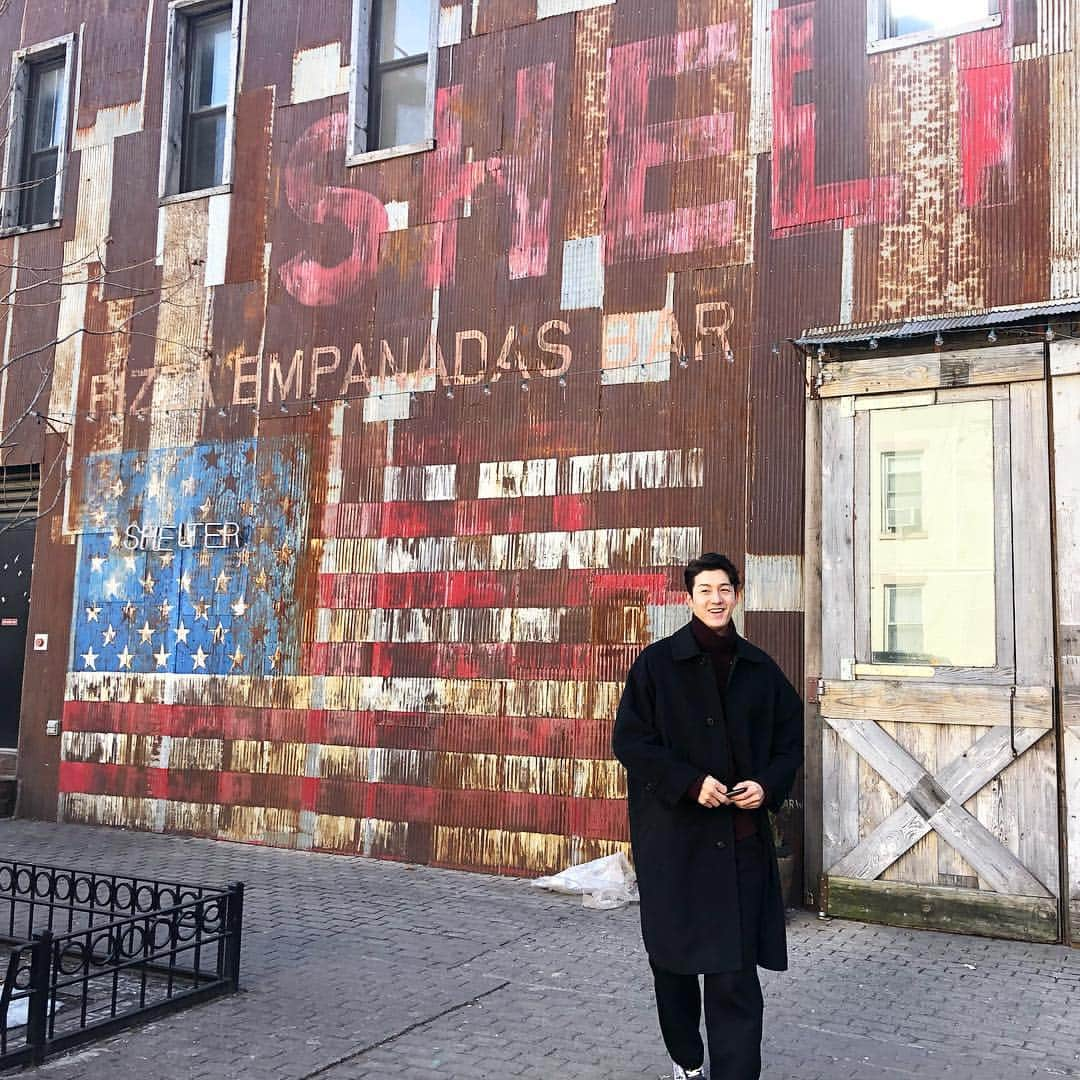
[684,553,741,595]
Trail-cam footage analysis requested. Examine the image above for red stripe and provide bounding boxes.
[61,760,308,809]
[304,641,638,680]
[317,570,676,609]
[62,703,615,760]
[315,780,626,839]
[62,701,317,742]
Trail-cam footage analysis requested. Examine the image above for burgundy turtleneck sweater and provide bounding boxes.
[687,616,760,840]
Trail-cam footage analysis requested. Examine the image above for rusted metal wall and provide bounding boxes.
[6,0,1073,874]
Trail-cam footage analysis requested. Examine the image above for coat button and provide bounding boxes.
[715,840,726,849]
[705,716,716,727]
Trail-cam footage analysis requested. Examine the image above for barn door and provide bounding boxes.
[818,369,1060,942]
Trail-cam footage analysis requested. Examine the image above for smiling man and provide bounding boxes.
[612,553,803,1080]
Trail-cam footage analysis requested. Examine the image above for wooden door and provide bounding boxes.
[816,352,1060,943]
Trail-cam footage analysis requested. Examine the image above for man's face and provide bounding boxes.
[687,568,740,630]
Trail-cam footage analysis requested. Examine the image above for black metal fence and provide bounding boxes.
[0,860,244,1069]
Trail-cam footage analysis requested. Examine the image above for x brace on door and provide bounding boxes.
[825,716,1053,897]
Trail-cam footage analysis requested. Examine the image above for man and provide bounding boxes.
[612,553,803,1080]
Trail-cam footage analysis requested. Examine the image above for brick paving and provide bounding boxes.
[3,820,1079,1080]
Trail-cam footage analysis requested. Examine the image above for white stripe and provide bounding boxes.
[322,526,701,574]
[65,672,623,720]
[567,449,703,494]
[744,554,804,612]
[383,464,457,502]
[477,459,557,499]
[320,607,565,643]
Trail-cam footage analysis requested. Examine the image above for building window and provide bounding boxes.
[161,1,240,198]
[884,584,924,659]
[881,450,923,535]
[868,0,1000,51]
[349,0,437,162]
[1,37,73,233]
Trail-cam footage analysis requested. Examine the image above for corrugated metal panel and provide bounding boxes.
[798,298,1080,344]
[7,0,1080,880]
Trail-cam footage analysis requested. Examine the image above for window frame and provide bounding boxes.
[866,0,1001,54]
[159,0,242,202]
[853,388,1015,683]
[0,34,75,236]
[347,0,439,167]
[880,448,924,536]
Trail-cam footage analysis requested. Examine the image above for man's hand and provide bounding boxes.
[696,776,729,808]
[728,780,765,810]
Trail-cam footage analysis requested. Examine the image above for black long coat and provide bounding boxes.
[612,623,803,975]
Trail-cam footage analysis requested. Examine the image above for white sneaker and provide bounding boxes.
[672,1064,707,1080]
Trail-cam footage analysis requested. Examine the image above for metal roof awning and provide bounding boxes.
[795,298,1080,347]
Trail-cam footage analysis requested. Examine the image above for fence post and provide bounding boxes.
[27,931,52,1064]
[224,883,244,990]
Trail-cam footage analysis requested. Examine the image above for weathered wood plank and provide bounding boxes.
[820,680,1053,728]
[928,800,1053,897]
[826,876,1059,943]
[853,411,871,662]
[1053,376,1080,690]
[822,724,860,874]
[831,725,1046,883]
[1063,728,1080,911]
[1015,733,1060,898]
[817,344,1045,398]
[935,724,981,888]
[804,381,824,906]
[828,715,925,794]
[1051,339,1080,376]
[821,400,855,680]
[992,398,1015,674]
[890,720,937,887]
[829,715,1053,895]
[1010,381,1055,686]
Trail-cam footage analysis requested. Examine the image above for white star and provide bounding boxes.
[103,576,122,599]
[191,645,209,671]
[231,597,249,618]
[181,476,197,496]
[158,599,174,620]
[153,645,171,669]
[90,555,107,573]
[179,572,193,594]
[174,620,191,645]
[211,621,228,645]
[81,647,99,670]
[123,555,137,574]
[116,645,134,670]
[140,572,156,594]
[137,622,155,645]
[102,624,117,646]
[85,604,102,622]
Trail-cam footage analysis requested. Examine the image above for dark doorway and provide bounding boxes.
[0,465,39,748]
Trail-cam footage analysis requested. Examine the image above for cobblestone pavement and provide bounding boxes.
[3,820,1079,1080]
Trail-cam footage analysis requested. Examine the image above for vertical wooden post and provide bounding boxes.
[803,354,824,909]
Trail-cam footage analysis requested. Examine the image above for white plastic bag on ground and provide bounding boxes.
[531,852,639,909]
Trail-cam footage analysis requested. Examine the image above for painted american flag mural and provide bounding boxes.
[60,416,703,873]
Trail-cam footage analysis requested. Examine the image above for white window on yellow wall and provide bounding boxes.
[884,584,924,660]
[881,450,923,535]
[347,0,438,165]
[867,399,997,669]
[867,0,1001,51]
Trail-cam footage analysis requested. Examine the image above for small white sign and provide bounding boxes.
[46,719,61,736]
[33,633,48,651]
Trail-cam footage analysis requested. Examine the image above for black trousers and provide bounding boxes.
[649,833,768,1079]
